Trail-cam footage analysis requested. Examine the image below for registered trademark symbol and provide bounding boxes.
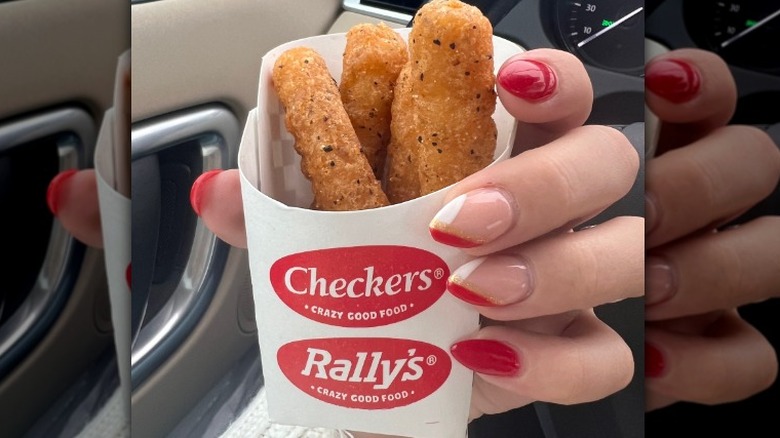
[426,355,437,366]
[434,268,445,279]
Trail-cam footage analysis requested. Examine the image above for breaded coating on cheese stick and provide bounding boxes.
[385,63,422,203]
[387,0,497,201]
[340,23,408,179]
[272,47,389,211]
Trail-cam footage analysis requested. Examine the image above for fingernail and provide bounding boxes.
[450,339,521,376]
[646,256,676,306]
[645,193,659,234]
[645,343,666,378]
[645,59,701,103]
[448,256,533,306]
[190,169,222,217]
[46,169,78,216]
[429,187,516,248]
[497,59,557,102]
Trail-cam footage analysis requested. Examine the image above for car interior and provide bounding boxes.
[1,0,777,437]
[645,0,780,433]
[0,0,129,437]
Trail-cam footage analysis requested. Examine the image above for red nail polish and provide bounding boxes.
[497,59,557,102]
[450,339,520,376]
[190,169,222,216]
[46,169,78,216]
[428,228,481,248]
[645,343,666,378]
[645,59,701,103]
[447,280,499,306]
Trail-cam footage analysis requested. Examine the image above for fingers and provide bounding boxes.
[429,125,639,255]
[447,216,644,320]
[458,311,634,410]
[646,125,780,248]
[646,216,780,320]
[646,310,778,406]
[645,48,737,154]
[497,49,593,150]
[190,169,247,248]
[47,169,103,248]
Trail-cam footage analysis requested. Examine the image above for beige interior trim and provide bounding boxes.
[0,0,129,122]
[131,0,343,124]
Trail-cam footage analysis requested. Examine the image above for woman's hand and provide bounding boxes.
[428,49,641,419]
[644,48,780,410]
[46,168,103,248]
[192,48,643,420]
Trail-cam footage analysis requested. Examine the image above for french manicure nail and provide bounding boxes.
[46,169,78,216]
[645,59,701,103]
[645,343,666,378]
[429,187,516,248]
[497,59,557,102]
[190,169,223,217]
[448,256,533,306]
[451,339,521,376]
[646,256,676,306]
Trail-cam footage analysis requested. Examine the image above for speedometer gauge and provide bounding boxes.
[685,1,780,73]
[551,0,645,76]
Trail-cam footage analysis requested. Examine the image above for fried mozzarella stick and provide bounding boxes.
[272,47,389,210]
[340,23,408,179]
[387,0,497,201]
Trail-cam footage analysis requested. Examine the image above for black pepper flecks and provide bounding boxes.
[476,93,481,99]
[433,39,441,45]
[323,116,329,122]
[417,136,422,143]
[329,161,335,167]
[420,72,424,81]
[437,149,442,154]
[465,71,470,76]
[432,133,438,137]
[321,145,333,152]
[432,142,438,146]
[449,43,456,49]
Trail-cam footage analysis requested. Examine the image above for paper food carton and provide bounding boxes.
[94,50,131,421]
[238,28,521,438]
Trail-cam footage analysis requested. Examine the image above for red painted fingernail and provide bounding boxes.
[497,59,557,102]
[190,169,222,217]
[46,169,78,216]
[645,343,666,378]
[645,59,701,103]
[450,339,521,376]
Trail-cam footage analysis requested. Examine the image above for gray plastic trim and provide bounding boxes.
[130,105,239,376]
[342,0,413,24]
[0,107,93,365]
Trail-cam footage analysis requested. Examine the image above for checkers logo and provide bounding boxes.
[278,337,451,409]
[269,245,449,327]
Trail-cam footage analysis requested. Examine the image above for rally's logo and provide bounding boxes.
[269,246,449,327]
[278,338,451,409]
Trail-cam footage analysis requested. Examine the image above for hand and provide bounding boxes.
[193,48,643,421]
[46,168,103,248]
[644,48,780,410]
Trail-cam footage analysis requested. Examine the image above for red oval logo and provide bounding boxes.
[278,338,451,409]
[269,245,449,327]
